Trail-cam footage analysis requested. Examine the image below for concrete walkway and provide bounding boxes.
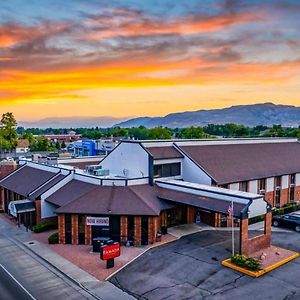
[167,223,214,238]
[0,215,135,300]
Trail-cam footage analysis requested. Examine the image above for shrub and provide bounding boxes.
[231,254,261,271]
[248,215,265,225]
[32,221,56,233]
[272,203,300,216]
[48,232,59,244]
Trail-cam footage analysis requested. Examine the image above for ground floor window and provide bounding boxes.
[290,186,295,202]
[65,214,72,244]
[127,216,134,242]
[78,215,85,244]
[141,216,149,246]
[275,189,281,207]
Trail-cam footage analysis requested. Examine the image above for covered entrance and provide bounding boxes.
[167,205,187,227]
[8,199,35,229]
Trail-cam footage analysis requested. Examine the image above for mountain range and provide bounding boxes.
[116,103,300,128]
[19,103,300,128]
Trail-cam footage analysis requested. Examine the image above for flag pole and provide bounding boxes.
[231,199,234,256]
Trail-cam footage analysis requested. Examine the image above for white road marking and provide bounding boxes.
[0,263,36,300]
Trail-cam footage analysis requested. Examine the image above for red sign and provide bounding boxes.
[101,243,120,260]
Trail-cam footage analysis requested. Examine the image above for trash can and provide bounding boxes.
[161,226,168,234]
[92,237,111,252]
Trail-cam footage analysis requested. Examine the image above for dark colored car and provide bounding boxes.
[272,213,300,232]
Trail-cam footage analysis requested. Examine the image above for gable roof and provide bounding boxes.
[55,184,173,215]
[29,174,68,200]
[45,179,96,207]
[146,146,183,160]
[17,139,29,148]
[0,166,59,197]
[178,141,300,185]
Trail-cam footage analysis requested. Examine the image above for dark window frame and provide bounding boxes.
[153,163,181,178]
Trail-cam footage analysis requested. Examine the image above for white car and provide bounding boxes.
[6,156,14,161]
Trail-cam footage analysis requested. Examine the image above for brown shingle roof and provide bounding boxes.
[56,184,173,215]
[60,160,102,170]
[157,188,246,218]
[146,146,183,160]
[17,139,29,148]
[0,166,59,197]
[179,141,300,185]
[29,174,68,200]
[45,180,96,207]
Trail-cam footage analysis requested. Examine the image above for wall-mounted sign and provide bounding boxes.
[100,243,120,260]
[86,216,109,226]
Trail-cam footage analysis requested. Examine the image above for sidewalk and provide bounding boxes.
[0,214,135,300]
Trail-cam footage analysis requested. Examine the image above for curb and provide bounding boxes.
[222,250,299,278]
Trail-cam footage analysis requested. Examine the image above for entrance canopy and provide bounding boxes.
[8,199,35,217]
[156,179,268,219]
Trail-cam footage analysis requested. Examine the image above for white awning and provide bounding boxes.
[8,199,35,217]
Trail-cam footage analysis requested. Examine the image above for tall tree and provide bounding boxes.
[0,112,18,151]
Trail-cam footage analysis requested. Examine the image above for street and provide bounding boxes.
[0,233,96,300]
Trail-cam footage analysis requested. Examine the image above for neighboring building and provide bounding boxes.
[16,139,30,154]
[41,133,81,143]
[2,137,299,255]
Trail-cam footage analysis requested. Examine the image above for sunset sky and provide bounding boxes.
[0,0,300,121]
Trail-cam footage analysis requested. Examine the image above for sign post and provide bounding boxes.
[100,242,120,269]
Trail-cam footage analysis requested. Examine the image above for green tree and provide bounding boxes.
[148,127,172,139]
[61,140,67,149]
[179,127,207,139]
[55,141,61,150]
[0,112,18,151]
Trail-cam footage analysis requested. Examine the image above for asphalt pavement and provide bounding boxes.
[110,229,300,300]
[0,264,35,300]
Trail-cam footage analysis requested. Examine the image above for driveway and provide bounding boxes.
[110,230,300,300]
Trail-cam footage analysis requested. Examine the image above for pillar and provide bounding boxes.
[58,214,65,244]
[120,216,128,244]
[71,215,78,245]
[134,216,141,246]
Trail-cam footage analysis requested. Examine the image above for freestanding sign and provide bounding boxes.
[86,216,109,226]
[100,242,120,269]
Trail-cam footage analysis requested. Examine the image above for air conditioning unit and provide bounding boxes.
[94,169,109,176]
[87,165,102,174]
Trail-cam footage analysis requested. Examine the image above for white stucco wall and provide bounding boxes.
[248,198,268,218]
[282,175,289,189]
[100,142,149,178]
[229,183,239,191]
[296,173,300,186]
[249,180,258,193]
[266,177,274,192]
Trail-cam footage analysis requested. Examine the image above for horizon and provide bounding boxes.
[1,1,300,121]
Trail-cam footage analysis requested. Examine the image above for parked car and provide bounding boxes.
[272,213,300,232]
[5,156,14,161]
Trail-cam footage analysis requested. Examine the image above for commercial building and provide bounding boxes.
[1,138,299,255]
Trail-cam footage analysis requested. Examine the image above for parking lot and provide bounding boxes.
[110,229,300,300]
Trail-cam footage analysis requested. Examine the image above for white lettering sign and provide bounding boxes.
[86,216,109,226]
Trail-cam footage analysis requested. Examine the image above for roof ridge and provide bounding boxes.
[128,186,158,215]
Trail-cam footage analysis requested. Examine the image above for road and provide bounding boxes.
[0,264,35,300]
[0,233,97,300]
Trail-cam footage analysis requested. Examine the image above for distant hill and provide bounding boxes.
[116,103,300,128]
[19,116,129,129]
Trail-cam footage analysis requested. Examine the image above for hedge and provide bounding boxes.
[231,254,261,271]
[272,202,300,216]
[48,232,58,244]
[32,221,56,233]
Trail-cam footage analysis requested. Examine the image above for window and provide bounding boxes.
[259,178,266,194]
[275,189,281,207]
[290,174,296,186]
[275,176,281,188]
[154,163,181,178]
[240,181,248,192]
[290,186,295,202]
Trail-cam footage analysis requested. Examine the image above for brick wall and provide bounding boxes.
[295,186,300,201]
[120,216,128,244]
[35,200,42,224]
[160,211,168,227]
[58,214,65,244]
[71,215,78,245]
[134,216,141,246]
[240,212,271,256]
[85,221,92,245]
[280,188,289,206]
[264,191,274,207]
[187,206,196,224]
[148,216,159,244]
